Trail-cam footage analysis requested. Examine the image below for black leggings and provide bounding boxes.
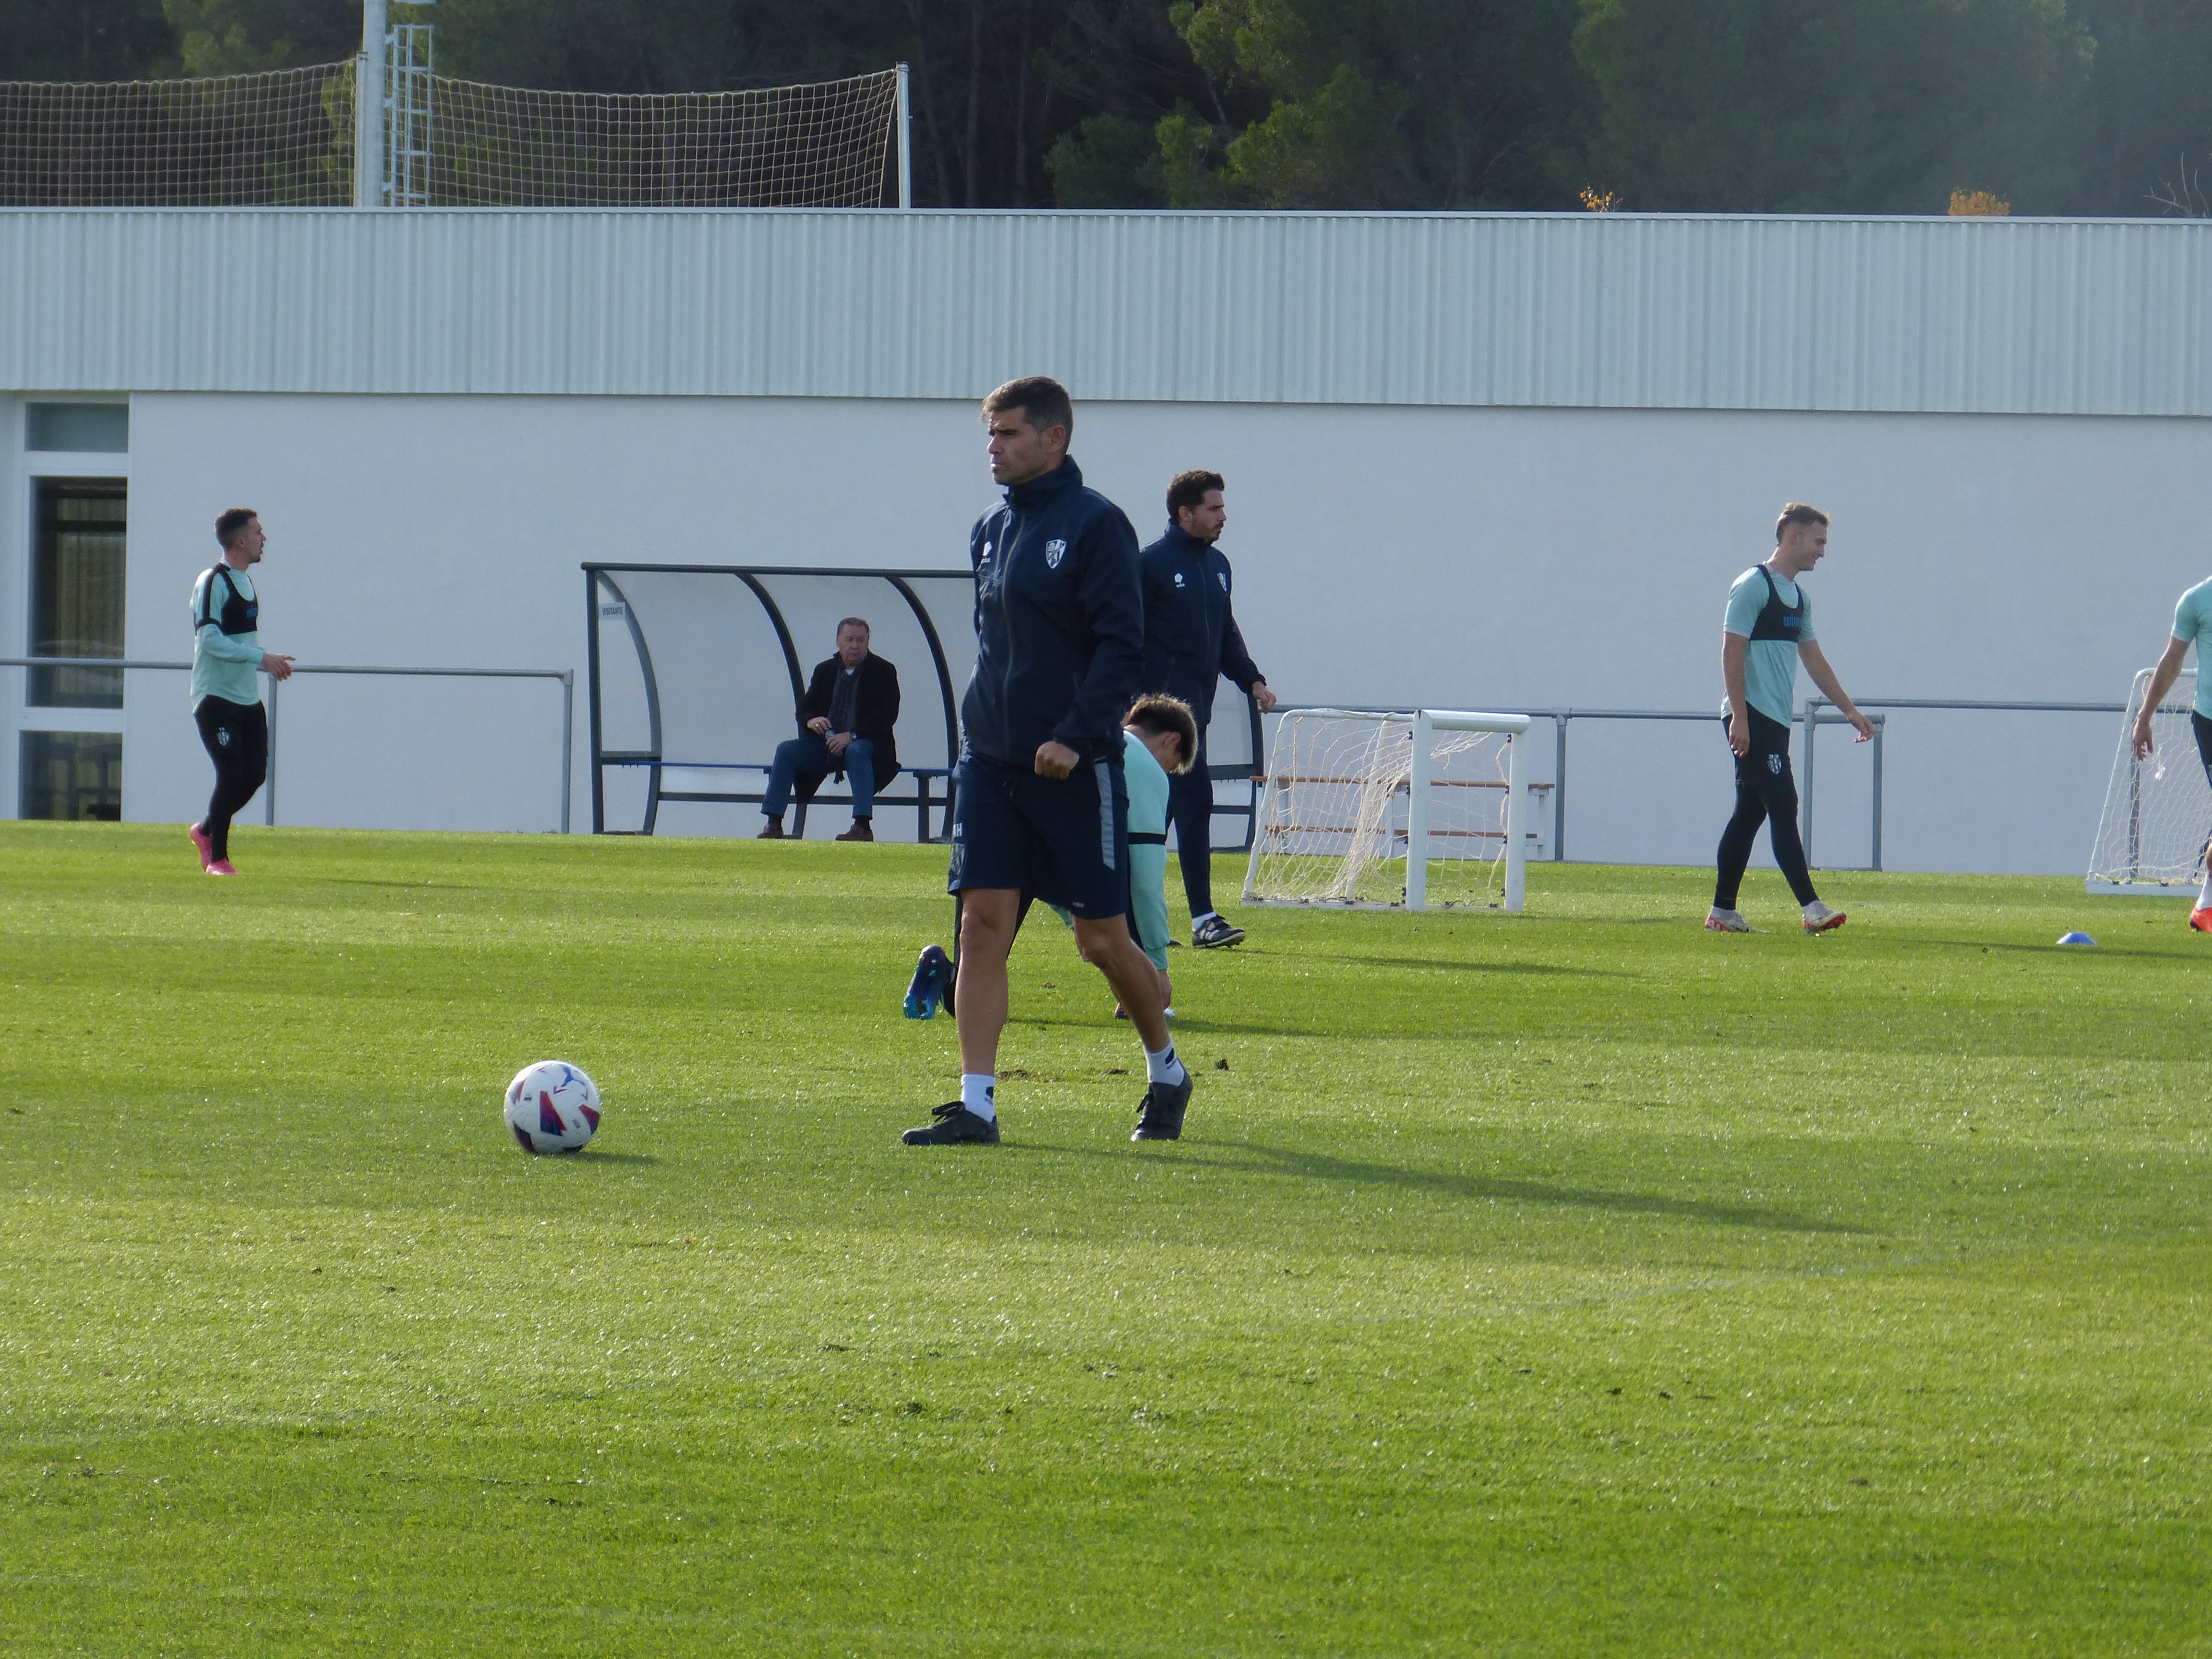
[194,696,268,862]
[1715,709,1818,910]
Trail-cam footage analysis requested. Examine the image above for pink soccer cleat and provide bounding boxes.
[188,823,215,870]
[205,859,239,877]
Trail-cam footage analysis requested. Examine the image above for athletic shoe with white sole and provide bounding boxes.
[1191,914,1245,949]
[206,858,239,877]
[1130,1073,1193,1141]
[1802,901,1847,934]
[2190,907,2212,933]
[1704,908,1752,933]
[901,1102,1000,1145]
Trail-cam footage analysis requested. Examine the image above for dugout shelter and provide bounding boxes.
[583,560,1265,846]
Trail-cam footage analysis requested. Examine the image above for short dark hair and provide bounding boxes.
[982,375,1073,441]
[1166,470,1225,517]
[215,508,258,549]
[836,617,870,635]
[1125,693,1198,774]
[1775,502,1829,543]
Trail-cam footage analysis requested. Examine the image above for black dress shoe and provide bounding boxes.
[757,819,786,839]
[836,819,875,842]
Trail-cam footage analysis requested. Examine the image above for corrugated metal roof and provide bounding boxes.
[4,208,2212,415]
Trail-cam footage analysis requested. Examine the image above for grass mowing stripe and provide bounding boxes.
[2,821,2207,1655]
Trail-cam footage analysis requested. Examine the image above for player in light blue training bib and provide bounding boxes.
[2128,574,2212,930]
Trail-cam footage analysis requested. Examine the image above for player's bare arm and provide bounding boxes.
[1723,632,1753,756]
[2134,636,2191,758]
[1798,640,1873,741]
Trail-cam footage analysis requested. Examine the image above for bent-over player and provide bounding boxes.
[188,509,294,876]
[1046,693,1200,1021]
[2128,574,2212,930]
[903,377,1195,1146]
[1707,503,1871,934]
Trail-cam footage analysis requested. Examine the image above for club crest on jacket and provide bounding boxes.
[1045,539,1067,568]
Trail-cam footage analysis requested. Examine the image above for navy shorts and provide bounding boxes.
[948,750,1130,918]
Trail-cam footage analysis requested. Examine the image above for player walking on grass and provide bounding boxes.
[2128,577,2212,930]
[1140,471,1276,949]
[188,509,293,877]
[1707,503,1871,935]
[903,378,1194,1146]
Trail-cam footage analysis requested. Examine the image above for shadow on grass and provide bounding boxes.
[1309,955,1635,978]
[574,1150,662,1166]
[1035,1137,1861,1235]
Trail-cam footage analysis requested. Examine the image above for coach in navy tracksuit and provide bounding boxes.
[1140,469,1275,949]
[902,376,1195,1148]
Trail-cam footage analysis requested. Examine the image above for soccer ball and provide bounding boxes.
[504,1060,602,1154]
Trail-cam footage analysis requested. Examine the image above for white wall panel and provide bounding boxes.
[106,389,2212,875]
[9,209,2212,414]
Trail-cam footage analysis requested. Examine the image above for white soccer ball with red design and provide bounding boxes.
[504,1060,602,1154]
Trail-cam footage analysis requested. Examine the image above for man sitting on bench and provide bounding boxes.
[759,617,901,842]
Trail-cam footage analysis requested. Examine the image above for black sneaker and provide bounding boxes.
[1191,914,1245,950]
[1131,1072,1193,1141]
[901,1102,1000,1145]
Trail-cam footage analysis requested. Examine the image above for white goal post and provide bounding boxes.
[1243,707,1533,913]
[2087,667,2209,894]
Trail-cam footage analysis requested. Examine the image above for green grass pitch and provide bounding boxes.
[2,821,2207,1655]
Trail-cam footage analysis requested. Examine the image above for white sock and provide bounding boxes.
[2197,869,2212,908]
[961,1073,996,1121]
[1802,899,1827,916]
[1191,911,1218,926]
[1144,1043,1188,1087]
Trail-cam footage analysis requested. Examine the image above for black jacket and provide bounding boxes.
[796,653,901,783]
[963,458,1146,766]
[1139,522,1264,731]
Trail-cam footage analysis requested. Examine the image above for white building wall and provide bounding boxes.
[92,388,2211,876]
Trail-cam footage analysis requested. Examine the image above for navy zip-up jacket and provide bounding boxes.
[962,457,1146,767]
[1138,522,1264,730]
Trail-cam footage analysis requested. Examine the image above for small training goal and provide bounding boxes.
[1244,708,1532,912]
[2087,668,2212,893]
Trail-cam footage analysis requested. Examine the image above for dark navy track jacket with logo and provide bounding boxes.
[963,458,1147,767]
[1138,522,1263,731]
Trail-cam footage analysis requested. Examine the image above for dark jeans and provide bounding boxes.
[1167,736,1216,916]
[1715,709,1818,910]
[194,695,268,862]
[763,733,874,820]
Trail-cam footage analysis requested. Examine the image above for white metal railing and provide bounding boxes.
[5,657,574,833]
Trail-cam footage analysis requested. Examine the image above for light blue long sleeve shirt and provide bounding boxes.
[189,565,262,708]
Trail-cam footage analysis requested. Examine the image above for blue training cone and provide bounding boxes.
[2057,931,2096,946]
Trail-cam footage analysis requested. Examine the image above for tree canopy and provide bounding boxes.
[3,0,2209,216]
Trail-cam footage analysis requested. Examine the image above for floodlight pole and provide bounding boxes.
[355,0,387,208]
[894,63,913,209]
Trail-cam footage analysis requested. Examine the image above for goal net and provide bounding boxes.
[0,62,901,208]
[1245,709,1532,912]
[419,70,901,207]
[2087,668,2212,893]
[0,62,355,206]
